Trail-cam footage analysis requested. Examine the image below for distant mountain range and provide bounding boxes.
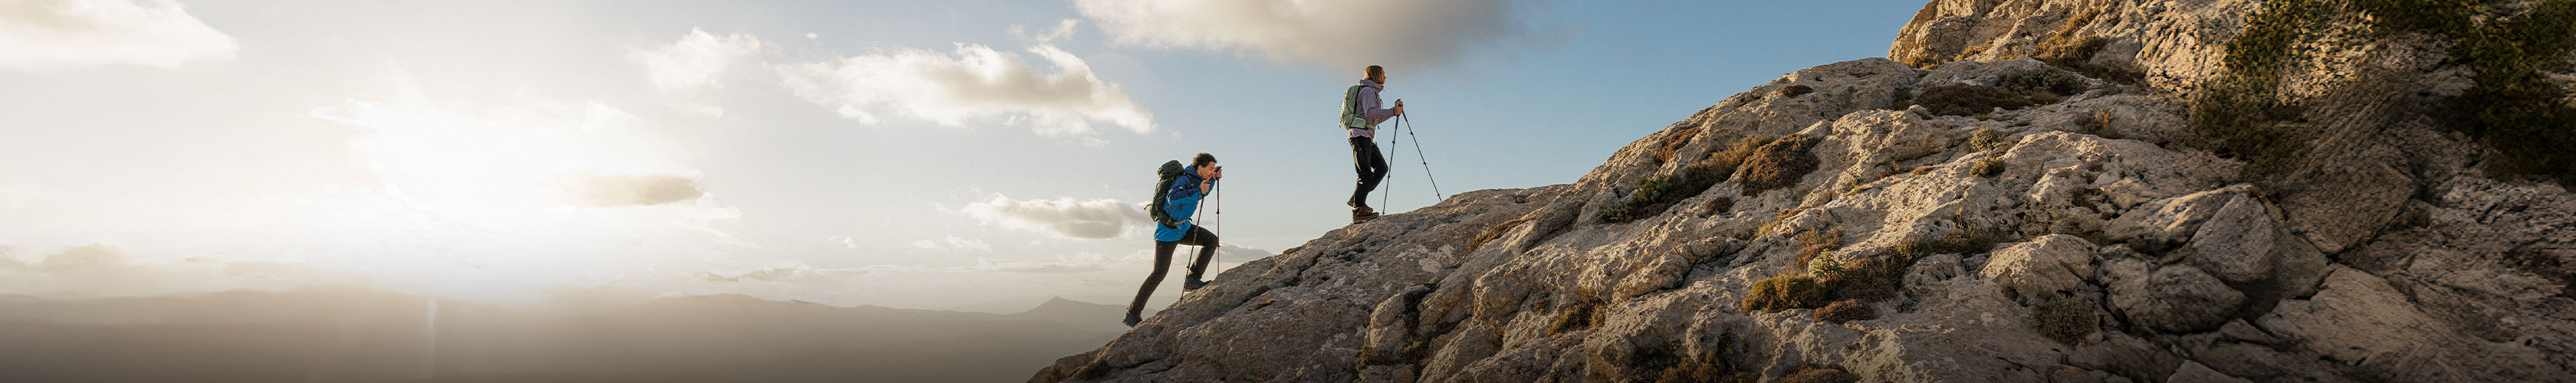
[0,288,1126,382]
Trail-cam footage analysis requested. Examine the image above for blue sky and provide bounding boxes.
[0,0,1923,309]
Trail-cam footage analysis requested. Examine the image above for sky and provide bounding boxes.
[0,0,1924,311]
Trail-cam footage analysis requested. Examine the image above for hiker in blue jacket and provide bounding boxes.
[1342,65,1404,223]
[1126,153,1223,327]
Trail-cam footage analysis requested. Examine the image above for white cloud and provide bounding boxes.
[955,194,1148,240]
[0,0,237,70]
[1073,0,1552,70]
[776,41,1155,138]
[627,28,764,91]
[560,175,703,207]
[910,236,993,251]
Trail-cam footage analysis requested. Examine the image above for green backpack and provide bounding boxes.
[1149,160,1186,228]
[1339,84,1373,129]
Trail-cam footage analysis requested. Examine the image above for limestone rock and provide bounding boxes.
[2104,260,2239,333]
[2174,191,2273,283]
[1980,234,2098,303]
[1033,2,2576,381]
[2257,267,2566,382]
[2165,361,2252,383]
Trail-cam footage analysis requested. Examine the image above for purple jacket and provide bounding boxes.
[1349,79,1395,139]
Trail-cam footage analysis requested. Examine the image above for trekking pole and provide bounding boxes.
[1211,181,1220,239]
[1382,103,1401,210]
[1400,113,1443,200]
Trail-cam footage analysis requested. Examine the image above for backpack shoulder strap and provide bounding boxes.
[1342,84,1372,129]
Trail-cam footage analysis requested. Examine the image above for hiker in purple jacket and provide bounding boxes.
[1339,65,1405,223]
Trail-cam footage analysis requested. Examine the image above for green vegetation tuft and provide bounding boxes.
[2348,0,2576,181]
[2454,1,2576,182]
[1605,137,1769,223]
[1795,228,1846,270]
[2194,0,2325,175]
[1970,127,2010,152]
[2032,296,2100,345]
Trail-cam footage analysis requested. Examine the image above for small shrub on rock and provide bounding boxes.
[1740,274,1832,313]
[1795,228,1845,270]
[1815,300,1876,323]
[1892,223,2014,258]
[2032,296,2100,345]
[1703,196,1736,216]
[1738,136,1820,194]
[1972,156,2008,178]
[1602,137,1769,223]
[1822,257,1909,302]
[1778,84,1815,97]
[1470,214,1535,252]
[1969,126,2009,152]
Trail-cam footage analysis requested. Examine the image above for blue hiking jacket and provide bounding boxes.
[1154,166,1209,242]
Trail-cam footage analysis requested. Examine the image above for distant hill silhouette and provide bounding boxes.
[0,288,1121,383]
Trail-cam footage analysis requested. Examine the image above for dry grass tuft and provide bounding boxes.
[1815,300,1877,323]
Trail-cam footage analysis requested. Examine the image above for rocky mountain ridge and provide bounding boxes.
[1034,0,2576,381]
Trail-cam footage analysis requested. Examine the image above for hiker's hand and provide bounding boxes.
[1392,104,1405,116]
[1208,166,1224,180]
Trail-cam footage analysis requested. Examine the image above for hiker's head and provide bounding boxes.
[1192,153,1221,179]
[1365,65,1385,83]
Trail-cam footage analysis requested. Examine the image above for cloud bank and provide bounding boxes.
[955,194,1149,240]
[1073,0,1552,70]
[628,28,764,92]
[0,0,237,70]
[777,41,1155,137]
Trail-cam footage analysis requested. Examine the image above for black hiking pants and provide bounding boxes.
[1350,136,1387,208]
[1128,225,1218,316]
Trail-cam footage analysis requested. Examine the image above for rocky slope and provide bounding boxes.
[1034,0,2576,381]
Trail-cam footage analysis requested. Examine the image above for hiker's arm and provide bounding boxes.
[1166,189,1205,210]
[1360,87,1395,125]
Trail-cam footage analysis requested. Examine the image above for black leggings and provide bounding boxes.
[1350,136,1387,207]
[1128,225,1218,316]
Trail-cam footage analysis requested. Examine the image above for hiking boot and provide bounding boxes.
[1352,206,1379,223]
[1183,278,1208,291]
[1122,313,1142,327]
